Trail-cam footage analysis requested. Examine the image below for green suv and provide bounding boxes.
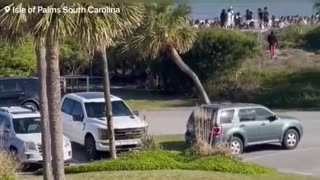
[185,103,303,155]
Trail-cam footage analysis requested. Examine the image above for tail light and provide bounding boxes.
[212,126,222,137]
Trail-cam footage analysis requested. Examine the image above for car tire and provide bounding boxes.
[282,129,300,150]
[229,136,244,155]
[22,101,38,111]
[85,135,98,162]
[9,147,18,157]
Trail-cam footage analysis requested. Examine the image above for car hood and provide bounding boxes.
[87,116,148,129]
[277,115,297,120]
[16,133,69,144]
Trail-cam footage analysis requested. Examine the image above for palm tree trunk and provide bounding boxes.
[46,34,65,180]
[97,46,117,159]
[167,45,210,104]
[35,38,53,180]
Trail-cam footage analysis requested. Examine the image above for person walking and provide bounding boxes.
[267,31,278,59]
[234,12,241,29]
[258,8,263,29]
[229,6,235,28]
[226,8,233,28]
[220,9,227,28]
[263,7,270,28]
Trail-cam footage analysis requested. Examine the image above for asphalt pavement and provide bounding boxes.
[70,108,320,176]
[147,109,320,177]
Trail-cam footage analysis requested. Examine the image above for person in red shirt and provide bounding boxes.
[267,31,278,59]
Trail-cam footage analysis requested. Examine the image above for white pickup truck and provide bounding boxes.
[0,106,72,164]
[61,92,148,161]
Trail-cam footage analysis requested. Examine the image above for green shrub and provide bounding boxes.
[62,150,275,175]
[184,29,257,82]
[155,29,257,94]
[0,150,20,180]
[184,138,232,157]
[0,38,36,77]
[304,26,320,50]
[141,134,162,150]
[253,70,320,108]
[271,25,315,49]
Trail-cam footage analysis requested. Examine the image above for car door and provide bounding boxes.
[61,98,75,140]
[0,80,24,106]
[253,107,283,141]
[0,114,12,149]
[69,101,85,144]
[237,108,261,143]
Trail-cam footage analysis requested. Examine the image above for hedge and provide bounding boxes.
[61,150,275,175]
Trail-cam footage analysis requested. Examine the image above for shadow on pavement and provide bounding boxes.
[244,144,284,153]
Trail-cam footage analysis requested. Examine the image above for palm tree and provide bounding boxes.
[314,1,320,14]
[35,36,53,180]
[75,3,144,159]
[129,3,210,104]
[34,4,75,179]
[0,4,53,180]
[0,5,53,180]
[1,3,75,179]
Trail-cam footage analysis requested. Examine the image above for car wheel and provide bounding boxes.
[22,101,38,111]
[229,137,243,155]
[85,135,98,162]
[9,147,18,157]
[282,129,300,150]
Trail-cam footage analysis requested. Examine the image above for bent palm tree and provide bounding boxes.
[75,3,144,159]
[0,4,53,180]
[130,4,210,104]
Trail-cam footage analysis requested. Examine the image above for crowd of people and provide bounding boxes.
[190,7,320,30]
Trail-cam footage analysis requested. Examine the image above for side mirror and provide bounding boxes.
[73,115,84,122]
[267,115,277,121]
[133,110,139,116]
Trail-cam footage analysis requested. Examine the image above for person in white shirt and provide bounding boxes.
[229,6,235,28]
[226,8,233,28]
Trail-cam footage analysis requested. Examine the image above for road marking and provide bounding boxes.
[243,147,320,161]
[279,169,314,176]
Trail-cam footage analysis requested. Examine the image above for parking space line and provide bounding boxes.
[243,147,320,161]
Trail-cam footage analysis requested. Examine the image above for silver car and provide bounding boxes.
[185,103,303,155]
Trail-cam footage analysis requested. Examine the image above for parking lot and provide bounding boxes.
[150,109,320,176]
[70,108,320,176]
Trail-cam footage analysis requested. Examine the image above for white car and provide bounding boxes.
[61,92,148,161]
[0,106,72,164]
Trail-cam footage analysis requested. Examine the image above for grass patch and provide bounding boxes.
[61,150,275,175]
[212,48,320,109]
[127,99,199,111]
[21,170,319,180]
[110,87,200,110]
[0,150,20,180]
[156,135,187,152]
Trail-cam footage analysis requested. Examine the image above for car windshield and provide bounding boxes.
[12,117,41,134]
[85,101,133,118]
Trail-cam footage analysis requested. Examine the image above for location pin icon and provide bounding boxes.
[4,6,11,13]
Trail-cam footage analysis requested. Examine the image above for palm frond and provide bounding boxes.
[33,3,76,40]
[313,2,320,13]
[75,3,144,52]
[128,3,195,58]
[0,3,29,45]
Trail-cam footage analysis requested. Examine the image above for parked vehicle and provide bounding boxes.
[0,106,72,164]
[0,78,39,110]
[61,92,148,161]
[185,103,303,155]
